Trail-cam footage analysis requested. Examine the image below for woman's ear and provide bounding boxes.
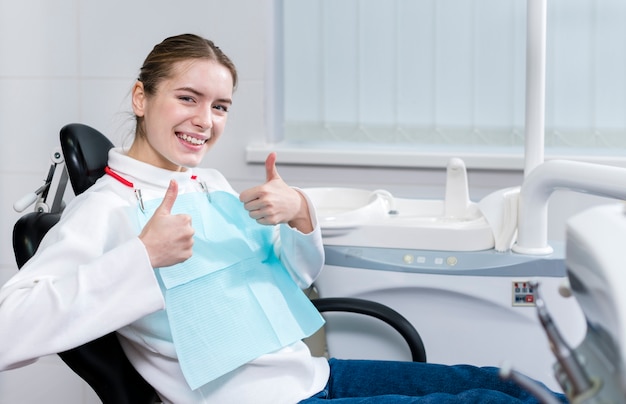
[131,81,146,117]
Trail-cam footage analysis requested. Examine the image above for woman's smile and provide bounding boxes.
[175,131,209,146]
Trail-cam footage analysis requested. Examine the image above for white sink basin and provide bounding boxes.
[304,187,393,228]
[303,187,494,252]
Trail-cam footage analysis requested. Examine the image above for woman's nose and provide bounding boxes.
[194,108,213,130]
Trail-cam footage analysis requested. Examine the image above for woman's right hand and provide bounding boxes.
[139,180,194,268]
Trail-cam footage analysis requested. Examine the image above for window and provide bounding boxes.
[271,0,626,169]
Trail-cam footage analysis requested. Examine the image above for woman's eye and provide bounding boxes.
[179,96,195,102]
[214,104,229,113]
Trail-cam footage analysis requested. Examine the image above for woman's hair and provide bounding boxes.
[134,33,238,138]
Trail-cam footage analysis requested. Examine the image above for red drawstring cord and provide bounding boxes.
[105,166,198,188]
[104,166,134,187]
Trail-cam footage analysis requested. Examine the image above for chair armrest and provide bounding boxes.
[311,297,427,363]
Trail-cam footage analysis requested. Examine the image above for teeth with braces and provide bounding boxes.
[178,133,207,145]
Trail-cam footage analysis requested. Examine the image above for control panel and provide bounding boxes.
[324,244,567,278]
[512,281,536,307]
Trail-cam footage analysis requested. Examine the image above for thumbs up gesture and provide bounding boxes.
[239,152,313,233]
[139,180,195,268]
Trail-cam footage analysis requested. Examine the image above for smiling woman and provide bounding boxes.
[0,33,324,404]
[0,33,568,404]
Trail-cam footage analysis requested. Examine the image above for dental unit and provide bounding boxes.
[306,0,626,402]
[306,157,587,395]
[308,152,626,403]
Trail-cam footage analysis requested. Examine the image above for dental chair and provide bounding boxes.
[12,123,426,404]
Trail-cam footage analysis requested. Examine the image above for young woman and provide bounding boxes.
[0,34,566,404]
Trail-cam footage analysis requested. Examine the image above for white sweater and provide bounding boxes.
[0,148,330,404]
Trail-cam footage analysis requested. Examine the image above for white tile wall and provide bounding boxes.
[0,0,78,78]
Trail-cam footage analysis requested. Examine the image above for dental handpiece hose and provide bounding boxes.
[499,362,562,404]
[531,281,593,396]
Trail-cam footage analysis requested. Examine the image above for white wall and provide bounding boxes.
[0,1,616,403]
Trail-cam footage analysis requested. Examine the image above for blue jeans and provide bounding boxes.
[299,359,568,403]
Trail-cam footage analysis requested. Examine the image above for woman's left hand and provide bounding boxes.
[239,152,313,234]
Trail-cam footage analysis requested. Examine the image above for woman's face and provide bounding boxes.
[130,59,234,171]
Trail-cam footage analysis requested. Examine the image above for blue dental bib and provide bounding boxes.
[135,190,325,390]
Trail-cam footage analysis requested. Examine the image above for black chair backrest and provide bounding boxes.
[12,123,159,404]
[13,211,61,269]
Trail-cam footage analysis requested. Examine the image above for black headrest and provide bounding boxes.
[60,123,114,196]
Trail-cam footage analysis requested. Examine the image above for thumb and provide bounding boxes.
[265,152,280,182]
[156,180,178,215]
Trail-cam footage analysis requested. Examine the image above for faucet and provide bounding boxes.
[513,160,626,255]
[444,157,472,218]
